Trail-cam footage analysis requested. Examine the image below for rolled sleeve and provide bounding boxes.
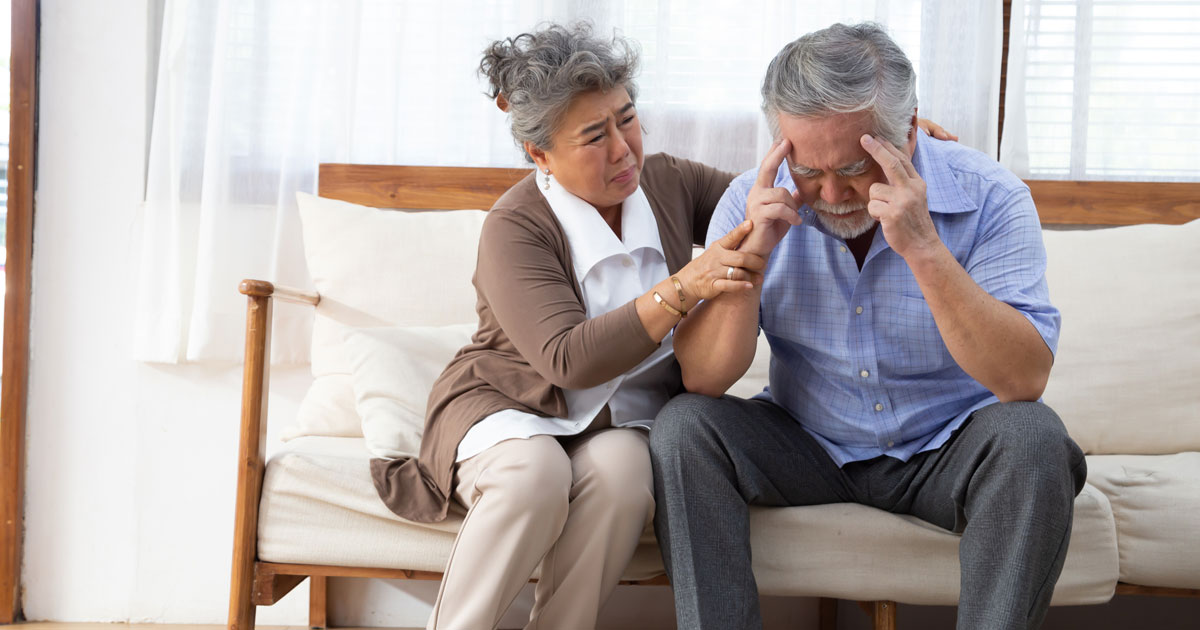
[963,187,1061,356]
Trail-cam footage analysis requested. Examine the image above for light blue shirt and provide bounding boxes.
[706,133,1060,467]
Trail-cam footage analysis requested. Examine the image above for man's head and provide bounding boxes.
[761,23,919,238]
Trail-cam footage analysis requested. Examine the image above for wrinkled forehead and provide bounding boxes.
[778,111,875,170]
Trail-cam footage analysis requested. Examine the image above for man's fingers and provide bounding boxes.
[869,182,893,201]
[878,136,920,179]
[860,134,906,184]
[755,138,793,189]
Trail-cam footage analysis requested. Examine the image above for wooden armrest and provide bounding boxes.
[239,278,320,306]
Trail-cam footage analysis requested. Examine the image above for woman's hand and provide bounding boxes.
[677,220,766,302]
[917,118,958,141]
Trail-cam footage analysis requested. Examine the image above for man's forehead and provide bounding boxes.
[781,112,874,169]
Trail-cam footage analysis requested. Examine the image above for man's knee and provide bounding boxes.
[649,393,727,453]
[974,401,1086,492]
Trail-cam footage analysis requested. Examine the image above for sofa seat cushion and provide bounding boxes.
[258,436,1118,604]
[1086,453,1200,589]
[256,436,668,580]
[749,482,1117,604]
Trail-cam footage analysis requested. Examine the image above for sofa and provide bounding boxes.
[227,164,1200,630]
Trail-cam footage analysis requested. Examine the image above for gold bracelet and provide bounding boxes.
[670,276,686,314]
[653,291,686,318]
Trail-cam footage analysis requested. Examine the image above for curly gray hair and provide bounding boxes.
[761,22,917,148]
[480,22,640,162]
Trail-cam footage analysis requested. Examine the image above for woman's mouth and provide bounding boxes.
[611,166,636,184]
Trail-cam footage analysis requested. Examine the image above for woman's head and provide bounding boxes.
[481,23,644,211]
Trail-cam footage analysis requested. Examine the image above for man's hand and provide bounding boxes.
[861,134,942,262]
[740,138,803,257]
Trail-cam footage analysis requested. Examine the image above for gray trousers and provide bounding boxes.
[649,395,1087,630]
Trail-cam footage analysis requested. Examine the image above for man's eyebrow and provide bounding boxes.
[837,159,870,174]
[579,102,635,136]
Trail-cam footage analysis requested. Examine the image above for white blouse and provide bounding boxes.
[455,174,677,462]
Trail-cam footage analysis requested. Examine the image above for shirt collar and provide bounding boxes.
[911,132,978,215]
[539,174,665,280]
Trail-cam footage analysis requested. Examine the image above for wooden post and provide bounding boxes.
[0,0,39,623]
[309,576,328,629]
[818,597,838,630]
[228,285,274,630]
[873,600,897,630]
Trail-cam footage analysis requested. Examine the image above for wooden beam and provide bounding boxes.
[318,163,530,210]
[1,0,39,623]
[252,565,305,606]
[1116,583,1200,599]
[256,561,670,586]
[1028,180,1200,226]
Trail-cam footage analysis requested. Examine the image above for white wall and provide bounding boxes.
[19,3,812,627]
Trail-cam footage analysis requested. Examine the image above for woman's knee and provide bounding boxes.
[471,436,573,518]
[565,430,654,528]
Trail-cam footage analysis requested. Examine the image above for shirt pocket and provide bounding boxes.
[875,295,955,376]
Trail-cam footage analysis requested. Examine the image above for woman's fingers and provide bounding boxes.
[713,219,754,250]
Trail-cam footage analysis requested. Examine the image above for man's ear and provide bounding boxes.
[525,141,549,172]
[906,109,919,157]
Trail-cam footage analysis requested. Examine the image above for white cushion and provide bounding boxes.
[1041,219,1200,455]
[1086,453,1200,589]
[343,324,476,459]
[748,482,1118,605]
[258,437,1118,604]
[290,192,486,439]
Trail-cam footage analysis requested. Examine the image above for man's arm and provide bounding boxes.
[861,134,1053,401]
[675,140,804,396]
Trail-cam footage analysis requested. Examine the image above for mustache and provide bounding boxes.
[812,200,867,215]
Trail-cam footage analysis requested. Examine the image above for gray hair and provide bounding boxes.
[480,23,640,162]
[761,22,917,147]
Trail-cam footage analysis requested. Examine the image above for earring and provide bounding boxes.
[542,168,552,191]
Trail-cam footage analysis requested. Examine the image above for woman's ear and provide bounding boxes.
[525,141,549,172]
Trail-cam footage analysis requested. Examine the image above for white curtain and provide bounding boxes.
[135,0,1003,364]
[1001,0,1200,181]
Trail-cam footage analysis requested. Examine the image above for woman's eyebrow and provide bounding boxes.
[578,102,635,136]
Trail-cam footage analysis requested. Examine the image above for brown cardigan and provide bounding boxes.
[371,153,736,522]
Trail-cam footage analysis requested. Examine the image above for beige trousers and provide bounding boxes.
[426,428,654,630]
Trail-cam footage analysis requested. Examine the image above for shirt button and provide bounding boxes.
[622,258,633,268]
[856,306,864,315]
[840,246,847,253]
[860,370,870,378]
[887,441,895,448]
[874,403,884,412]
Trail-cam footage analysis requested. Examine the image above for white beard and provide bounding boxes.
[812,200,876,239]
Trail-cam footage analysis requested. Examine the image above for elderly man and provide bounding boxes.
[650,23,1086,630]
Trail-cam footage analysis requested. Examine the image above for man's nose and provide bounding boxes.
[820,177,849,205]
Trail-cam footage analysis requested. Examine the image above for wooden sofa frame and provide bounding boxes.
[229,163,1200,630]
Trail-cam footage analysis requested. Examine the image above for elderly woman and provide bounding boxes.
[370,23,954,630]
